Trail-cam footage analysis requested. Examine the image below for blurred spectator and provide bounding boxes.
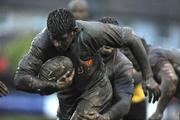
[68,0,89,20]
[0,52,9,73]
[0,50,13,89]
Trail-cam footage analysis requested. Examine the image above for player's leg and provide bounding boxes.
[149,63,178,120]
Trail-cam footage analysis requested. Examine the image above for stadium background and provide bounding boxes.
[0,0,180,119]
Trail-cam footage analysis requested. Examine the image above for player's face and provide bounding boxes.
[49,31,75,51]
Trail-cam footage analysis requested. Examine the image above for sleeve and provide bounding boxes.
[107,93,132,120]
[107,55,134,119]
[14,28,59,94]
[85,24,153,80]
[112,66,134,96]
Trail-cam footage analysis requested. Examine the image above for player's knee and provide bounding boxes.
[169,73,178,83]
[171,75,178,84]
[166,72,178,87]
[170,79,178,94]
[164,79,177,97]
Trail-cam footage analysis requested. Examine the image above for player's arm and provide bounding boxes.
[107,93,132,120]
[14,29,59,94]
[89,25,152,81]
[88,24,160,101]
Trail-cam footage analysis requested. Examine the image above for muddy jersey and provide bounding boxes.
[149,47,180,74]
[120,47,140,71]
[104,49,134,95]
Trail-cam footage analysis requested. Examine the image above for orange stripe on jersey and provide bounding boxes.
[84,59,93,67]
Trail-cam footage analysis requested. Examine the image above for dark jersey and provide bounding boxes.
[120,47,140,71]
[149,47,180,71]
[104,49,134,95]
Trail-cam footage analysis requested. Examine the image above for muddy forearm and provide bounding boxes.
[127,35,153,81]
[107,93,132,120]
[14,74,58,94]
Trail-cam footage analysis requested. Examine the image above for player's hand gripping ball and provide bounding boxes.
[39,56,74,90]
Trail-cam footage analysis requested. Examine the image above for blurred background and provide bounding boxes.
[0,0,180,120]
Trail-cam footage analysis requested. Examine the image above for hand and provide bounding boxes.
[77,111,110,120]
[0,81,8,97]
[57,69,75,90]
[142,77,161,103]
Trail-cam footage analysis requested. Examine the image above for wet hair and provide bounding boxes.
[98,16,119,25]
[47,8,76,35]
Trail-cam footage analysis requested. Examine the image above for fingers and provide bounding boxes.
[0,82,9,97]
[66,69,75,82]
[77,113,88,120]
[58,69,75,82]
[68,69,75,78]
[145,77,162,103]
[0,86,8,94]
[151,86,159,103]
[0,81,7,88]
[63,70,71,79]
[155,87,161,102]
[147,87,153,103]
[78,112,98,120]
[147,86,161,103]
[87,111,97,115]
[152,88,158,103]
[0,88,8,97]
[57,70,71,82]
[152,90,157,103]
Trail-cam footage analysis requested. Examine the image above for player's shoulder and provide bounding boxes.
[150,47,169,54]
[149,47,164,54]
[149,47,174,60]
[119,26,134,37]
[76,20,105,31]
[31,27,51,49]
[122,26,133,31]
[116,49,133,64]
[76,20,108,38]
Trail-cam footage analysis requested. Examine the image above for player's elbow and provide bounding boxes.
[14,74,26,90]
[14,77,22,90]
[119,98,131,116]
[123,100,131,115]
